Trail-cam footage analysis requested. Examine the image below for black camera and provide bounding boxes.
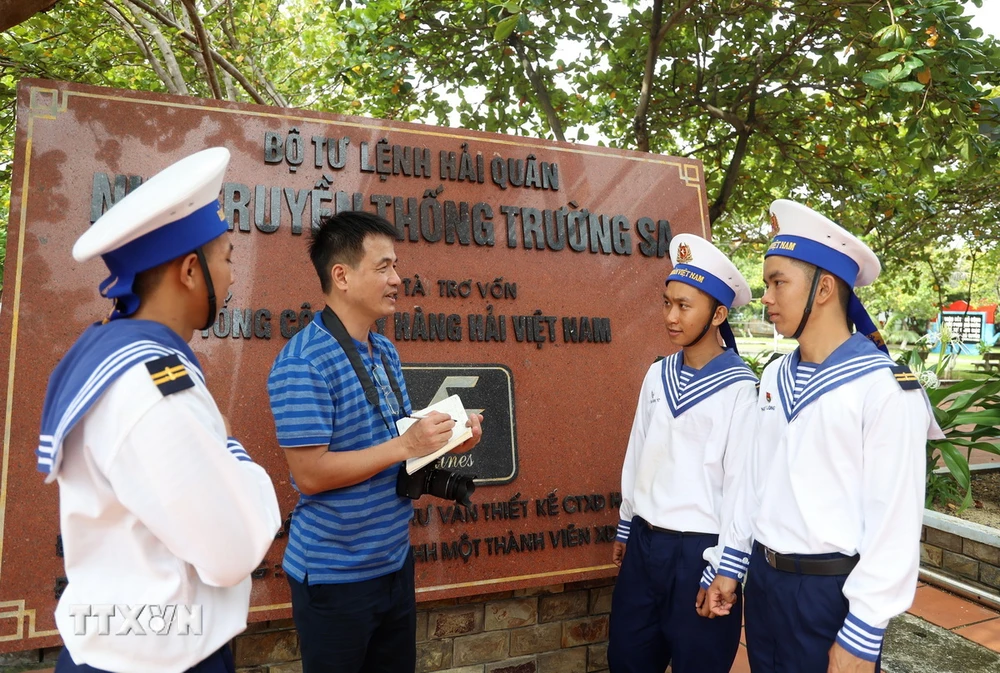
[396,463,476,507]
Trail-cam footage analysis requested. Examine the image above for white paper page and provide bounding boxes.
[396,394,473,474]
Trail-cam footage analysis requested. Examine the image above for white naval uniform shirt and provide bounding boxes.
[618,353,757,583]
[722,343,935,661]
[54,362,282,673]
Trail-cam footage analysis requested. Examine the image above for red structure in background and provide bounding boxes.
[942,300,998,324]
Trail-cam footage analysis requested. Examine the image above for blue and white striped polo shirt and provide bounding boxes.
[267,318,412,584]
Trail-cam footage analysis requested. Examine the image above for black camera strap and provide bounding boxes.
[320,306,405,433]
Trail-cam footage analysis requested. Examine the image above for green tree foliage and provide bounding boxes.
[344,0,1000,257]
[1,0,998,296]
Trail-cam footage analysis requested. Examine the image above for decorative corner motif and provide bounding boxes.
[677,163,700,187]
[29,88,69,119]
[0,599,59,642]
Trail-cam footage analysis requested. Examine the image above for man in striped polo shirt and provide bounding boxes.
[267,211,483,673]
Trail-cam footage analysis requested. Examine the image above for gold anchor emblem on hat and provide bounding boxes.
[677,243,693,263]
[770,213,780,236]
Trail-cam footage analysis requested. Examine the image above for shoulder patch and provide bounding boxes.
[145,354,194,396]
[890,364,921,391]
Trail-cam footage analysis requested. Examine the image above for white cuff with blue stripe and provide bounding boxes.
[227,437,253,463]
[717,546,750,581]
[616,518,631,543]
[836,613,885,662]
[700,564,717,590]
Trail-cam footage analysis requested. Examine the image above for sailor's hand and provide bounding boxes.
[707,575,738,617]
[612,541,626,567]
[827,642,875,673]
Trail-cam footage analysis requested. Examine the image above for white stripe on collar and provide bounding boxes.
[660,352,756,418]
[777,352,892,422]
[37,341,203,477]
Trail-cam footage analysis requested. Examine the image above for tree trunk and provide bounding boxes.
[0,0,60,32]
[509,33,565,142]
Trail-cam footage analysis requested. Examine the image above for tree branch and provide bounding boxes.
[103,2,176,93]
[180,0,223,99]
[508,33,565,142]
[219,15,287,106]
[633,0,697,152]
[0,0,60,32]
[703,104,748,132]
[118,1,189,95]
[709,96,757,224]
[122,0,269,104]
[221,68,237,101]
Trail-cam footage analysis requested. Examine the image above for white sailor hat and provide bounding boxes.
[667,234,751,308]
[766,199,888,353]
[74,147,231,317]
[766,199,880,288]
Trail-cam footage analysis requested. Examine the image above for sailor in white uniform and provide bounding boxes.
[608,234,757,673]
[37,148,282,673]
[706,200,941,673]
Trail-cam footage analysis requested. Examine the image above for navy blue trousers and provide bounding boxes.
[744,544,882,673]
[608,518,742,673]
[288,552,416,673]
[55,644,234,673]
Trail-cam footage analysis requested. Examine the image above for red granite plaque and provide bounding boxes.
[0,79,710,650]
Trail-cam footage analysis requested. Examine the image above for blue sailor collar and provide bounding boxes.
[776,332,894,422]
[660,348,757,418]
[37,319,204,482]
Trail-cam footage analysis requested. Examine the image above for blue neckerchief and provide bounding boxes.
[37,320,203,482]
[660,349,757,418]
[776,332,893,422]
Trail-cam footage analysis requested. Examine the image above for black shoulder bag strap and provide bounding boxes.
[320,306,405,413]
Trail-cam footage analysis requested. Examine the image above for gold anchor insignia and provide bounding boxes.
[677,243,693,264]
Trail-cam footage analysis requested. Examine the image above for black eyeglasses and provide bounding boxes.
[371,363,400,415]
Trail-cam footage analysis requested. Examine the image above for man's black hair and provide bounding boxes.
[310,211,399,293]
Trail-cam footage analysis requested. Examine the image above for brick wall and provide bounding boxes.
[233,578,615,673]
[8,526,997,672]
[0,579,616,673]
[920,525,1000,597]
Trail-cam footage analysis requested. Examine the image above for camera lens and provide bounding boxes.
[426,469,476,506]
[451,475,476,507]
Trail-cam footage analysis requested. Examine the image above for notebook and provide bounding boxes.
[395,394,473,474]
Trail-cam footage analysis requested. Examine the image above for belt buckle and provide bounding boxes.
[764,546,777,568]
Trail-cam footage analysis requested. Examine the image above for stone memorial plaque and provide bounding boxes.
[0,79,710,650]
[401,364,518,485]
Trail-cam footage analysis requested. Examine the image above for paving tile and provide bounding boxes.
[955,617,1000,653]
[907,585,1000,629]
